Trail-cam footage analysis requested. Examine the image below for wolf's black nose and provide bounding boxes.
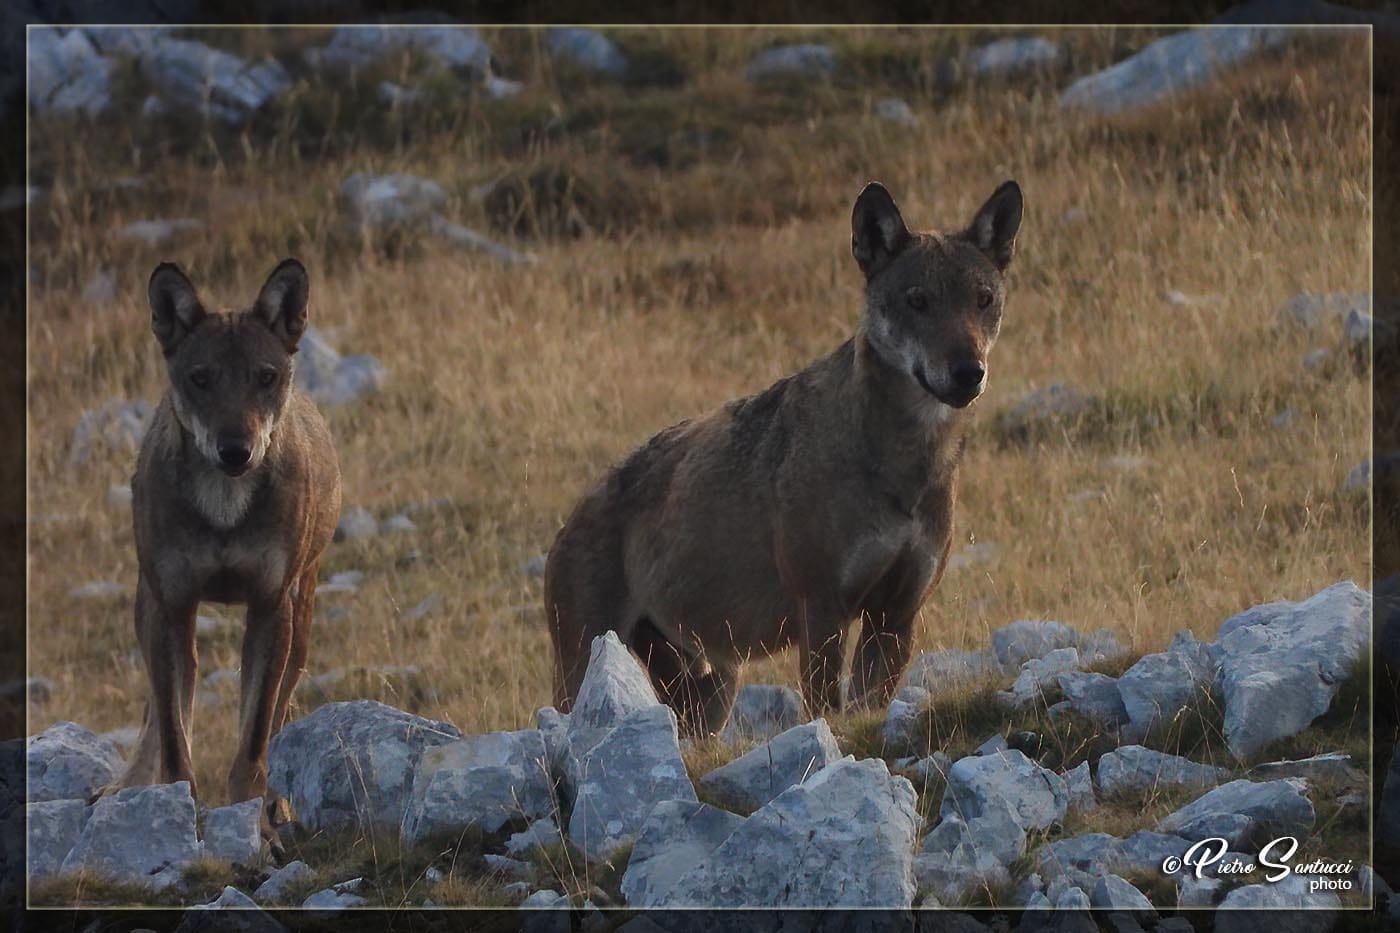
[951,361,986,391]
[218,443,251,467]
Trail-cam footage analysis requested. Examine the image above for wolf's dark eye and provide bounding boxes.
[906,287,927,311]
[189,369,211,390]
[258,367,278,388]
[977,288,994,309]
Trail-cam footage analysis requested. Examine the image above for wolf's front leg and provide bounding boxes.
[229,588,293,853]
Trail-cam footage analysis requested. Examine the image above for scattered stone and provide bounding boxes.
[1156,779,1314,850]
[1059,26,1295,117]
[1115,634,1215,742]
[69,399,154,466]
[402,594,441,621]
[201,797,265,867]
[25,798,89,881]
[296,326,387,408]
[523,553,549,578]
[883,685,929,750]
[991,620,1081,668]
[340,172,446,230]
[1034,832,1122,880]
[376,81,421,106]
[875,97,917,124]
[915,797,1025,902]
[999,647,1080,707]
[301,884,368,912]
[428,216,538,264]
[140,37,289,125]
[1078,628,1128,662]
[656,757,918,907]
[61,781,200,886]
[69,581,125,600]
[974,734,1008,757]
[253,859,315,903]
[964,36,1063,78]
[334,506,379,542]
[27,721,123,803]
[1090,873,1154,914]
[505,817,563,858]
[81,268,118,305]
[570,631,661,731]
[1055,671,1128,726]
[305,25,493,78]
[1213,872,1340,931]
[892,751,951,788]
[566,704,695,859]
[175,885,288,933]
[546,27,628,78]
[402,728,554,845]
[699,719,842,813]
[999,385,1092,436]
[621,799,746,907]
[120,218,203,246]
[267,700,461,836]
[483,853,536,882]
[1176,873,1223,908]
[1094,746,1225,797]
[1214,581,1371,759]
[1064,762,1095,811]
[746,43,836,82]
[1276,292,1372,329]
[28,28,112,116]
[382,513,416,533]
[946,541,1000,573]
[900,649,1000,692]
[939,749,1068,832]
[1248,751,1366,785]
[1303,347,1331,371]
[717,683,803,744]
[1272,408,1298,430]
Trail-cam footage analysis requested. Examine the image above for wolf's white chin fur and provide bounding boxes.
[173,398,278,529]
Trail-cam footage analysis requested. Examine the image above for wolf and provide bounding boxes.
[100,259,341,852]
[545,179,1022,736]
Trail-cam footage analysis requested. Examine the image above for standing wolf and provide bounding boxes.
[101,259,341,852]
[545,180,1023,736]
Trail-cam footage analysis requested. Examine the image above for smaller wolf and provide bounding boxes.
[545,180,1022,736]
[101,259,341,852]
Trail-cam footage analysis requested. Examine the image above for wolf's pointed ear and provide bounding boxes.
[966,180,1023,271]
[148,262,207,355]
[255,258,310,353]
[852,182,912,280]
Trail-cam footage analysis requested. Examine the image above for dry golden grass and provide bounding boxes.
[25,25,1369,851]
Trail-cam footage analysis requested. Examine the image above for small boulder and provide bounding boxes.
[900,649,1000,692]
[267,700,461,837]
[999,647,1080,707]
[745,44,836,82]
[1064,762,1095,811]
[505,817,564,858]
[140,37,289,126]
[620,799,745,908]
[1059,27,1294,117]
[570,631,661,731]
[1214,582,1371,759]
[915,797,1025,902]
[253,859,315,903]
[717,684,803,744]
[28,29,112,117]
[545,27,628,79]
[883,685,929,750]
[1055,671,1128,726]
[1275,292,1372,329]
[339,172,447,230]
[657,757,918,908]
[940,750,1068,832]
[1213,872,1340,932]
[567,705,696,859]
[25,798,89,881]
[401,728,554,846]
[1089,873,1154,914]
[698,719,842,813]
[1156,779,1315,850]
[334,505,379,542]
[175,885,287,933]
[1115,635,1215,741]
[964,36,1063,79]
[875,97,917,125]
[297,327,387,408]
[991,620,1081,668]
[27,721,123,803]
[68,399,154,467]
[305,25,492,78]
[1094,746,1226,797]
[200,797,265,867]
[60,781,201,886]
[998,385,1091,438]
[1247,752,1366,785]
